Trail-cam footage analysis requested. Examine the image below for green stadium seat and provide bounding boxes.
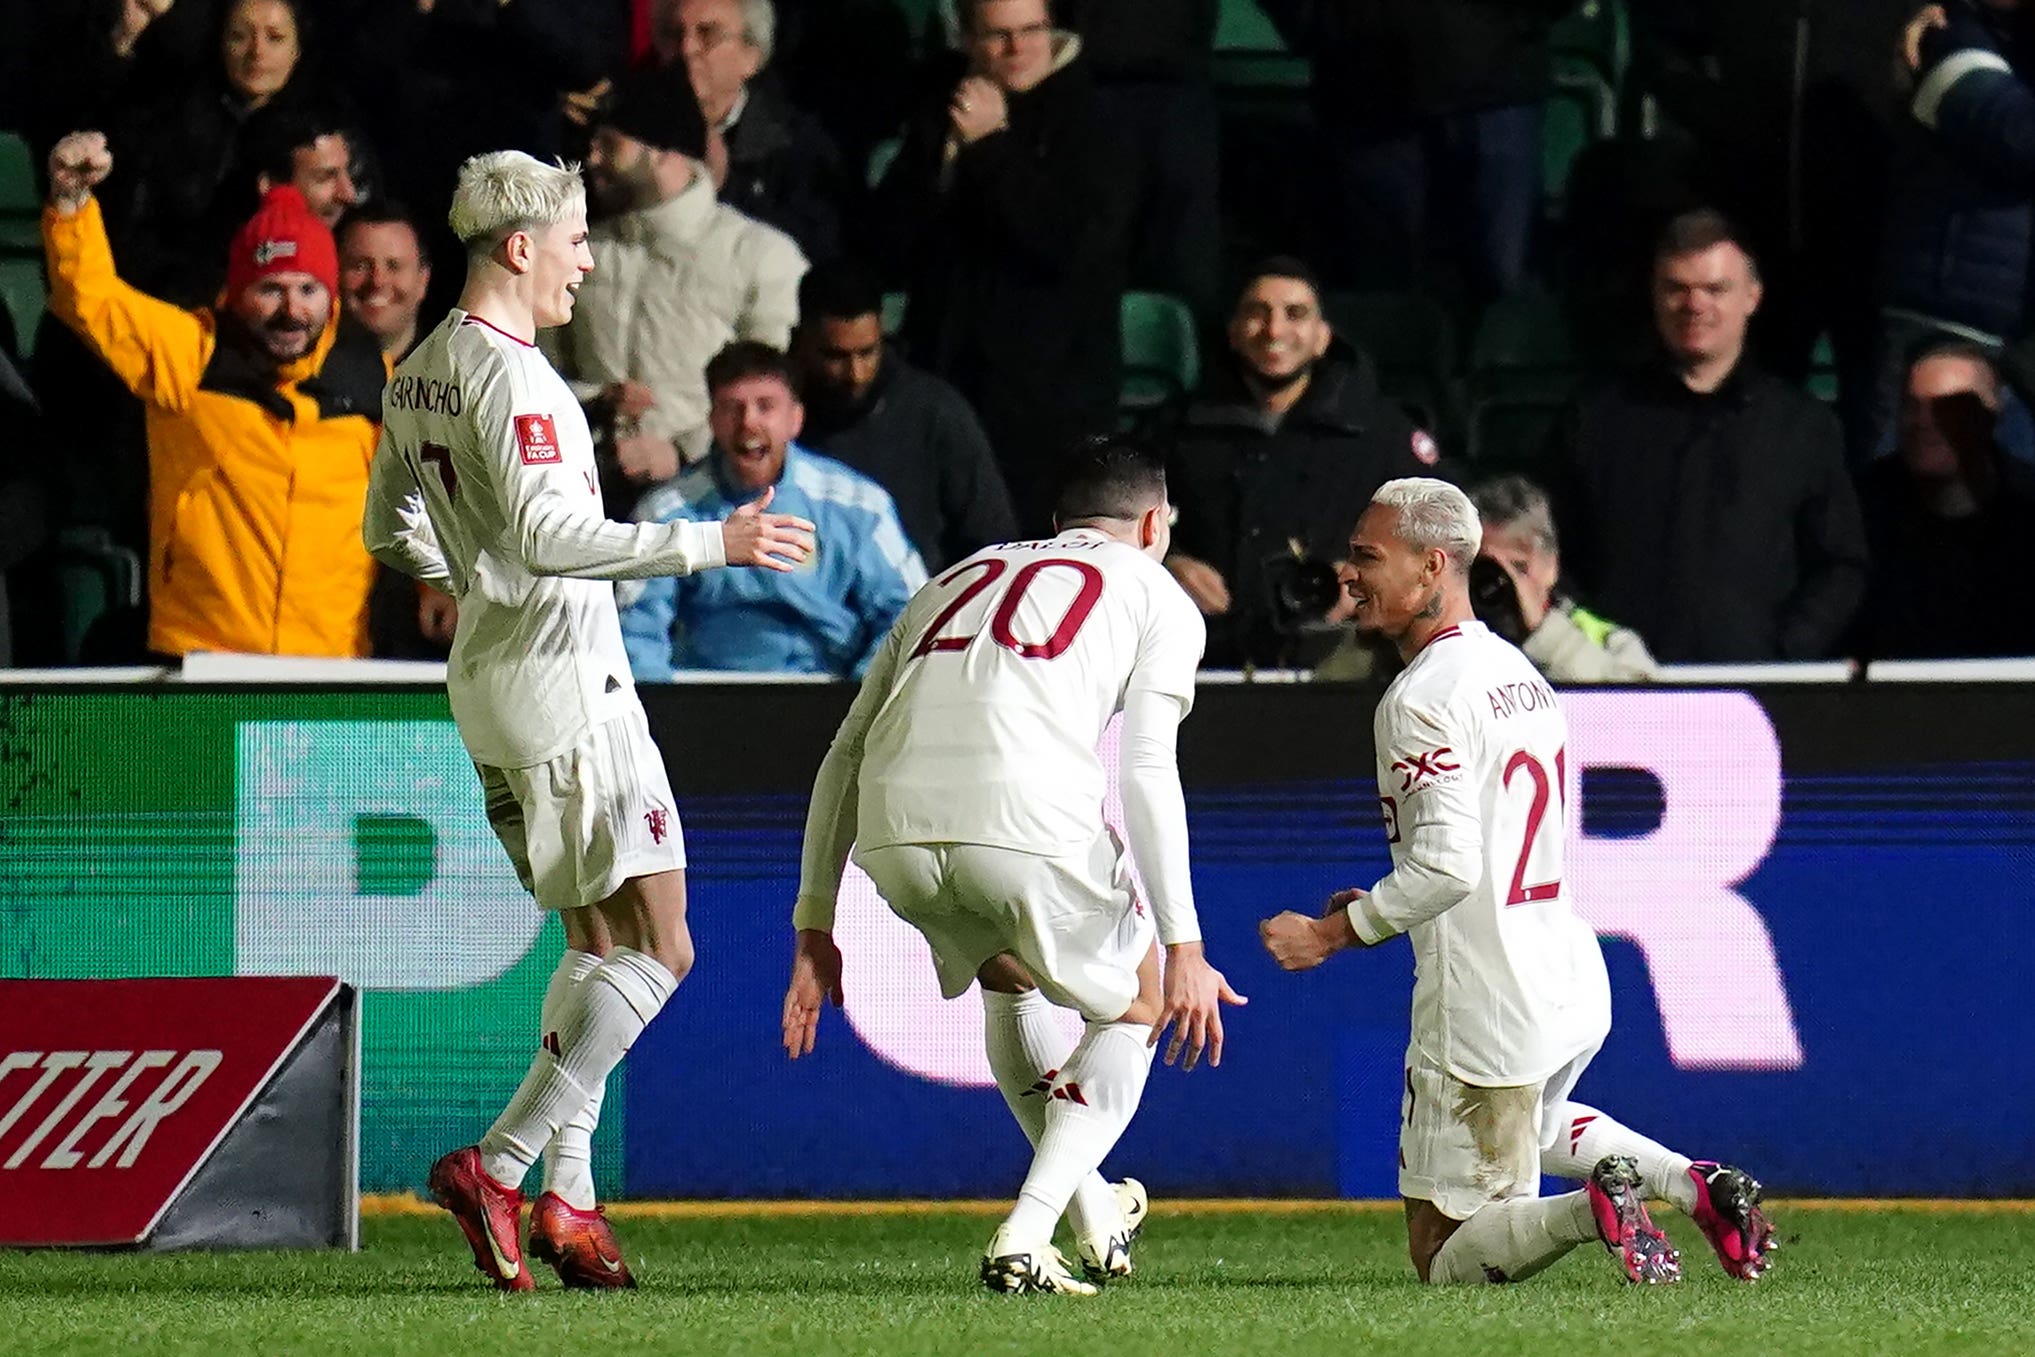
[1466,396,1569,479]
[1466,292,1580,474]
[1545,59,1616,216]
[50,527,143,665]
[1469,292,1578,388]
[1807,333,1840,404]
[1120,290,1200,415]
[1550,0,1631,91]
[1217,0,1286,51]
[893,0,945,37]
[881,290,908,336]
[0,255,46,360]
[866,137,903,190]
[1321,289,1457,432]
[1,131,40,253]
[1212,0,1307,90]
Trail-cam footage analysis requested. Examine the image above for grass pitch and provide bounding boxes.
[5,1202,2033,1356]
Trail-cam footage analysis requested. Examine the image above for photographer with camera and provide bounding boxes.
[1469,476,1658,683]
[1163,257,1443,668]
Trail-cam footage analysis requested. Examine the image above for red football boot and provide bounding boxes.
[529,1191,637,1289]
[427,1146,535,1292]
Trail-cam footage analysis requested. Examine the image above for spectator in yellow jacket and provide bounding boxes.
[43,130,388,660]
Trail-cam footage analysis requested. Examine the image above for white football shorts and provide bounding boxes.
[855,829,1156,1022]
[476,703,686,911]
[1398,1039,1602,1221]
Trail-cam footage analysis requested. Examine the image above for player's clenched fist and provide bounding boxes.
[48,132,114,212]
[721,486,816,572]
[1259,900,1359,972]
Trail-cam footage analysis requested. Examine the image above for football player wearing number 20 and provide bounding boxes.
[364,150,814,1292]
[784,439,1248,1296]
[1258,479,1776,1288]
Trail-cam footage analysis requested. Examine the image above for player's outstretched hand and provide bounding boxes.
[723,486,816,573]
[781,927,845,1060]
[1151,942,1247,1072]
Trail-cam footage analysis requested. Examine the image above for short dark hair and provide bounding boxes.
[1904,335,2003,405]
[337,201,429,268]
[1653,208,1760,282]
[797,259,885,327]
[961,0,1055,32]
[1234,255,1323,308]
[706,340,800,399]
[244,104,355,186]
[1905,333,1997,377]
[1055,433,1167,525]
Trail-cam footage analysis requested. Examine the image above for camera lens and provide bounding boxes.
[1277,559,1344,619]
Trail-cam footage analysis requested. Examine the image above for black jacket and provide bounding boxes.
[723,81,847,263]
[1166,340,1438,666]
[800,349,1020,572]
[1881,2,2035,342]
[1856,452,2035,660]
[1261,0,1574,130]
[0,347,48,668]
[1062,0,1220,82]
[1557,362,1868,663]
[870,43,1129,439]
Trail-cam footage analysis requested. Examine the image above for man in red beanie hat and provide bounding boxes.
[43,129,391,661]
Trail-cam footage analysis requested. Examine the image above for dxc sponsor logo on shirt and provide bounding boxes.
[1392,745,1461,793]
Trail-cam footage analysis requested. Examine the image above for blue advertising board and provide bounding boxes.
[624,683,2035,1199]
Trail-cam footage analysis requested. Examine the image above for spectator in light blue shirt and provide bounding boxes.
[621,341,927,679]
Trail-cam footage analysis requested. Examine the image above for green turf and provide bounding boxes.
[4,1207,2033,1356]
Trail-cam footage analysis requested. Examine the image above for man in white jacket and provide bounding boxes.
[542,66,807,491]
[1469,475,1658,683]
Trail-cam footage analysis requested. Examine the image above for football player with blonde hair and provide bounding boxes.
[366,150,814,1291]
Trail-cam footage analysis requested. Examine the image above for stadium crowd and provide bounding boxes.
[3,0,2034,675]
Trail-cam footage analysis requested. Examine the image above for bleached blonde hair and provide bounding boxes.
[447,151,586,253]
[1372,477,1482,575]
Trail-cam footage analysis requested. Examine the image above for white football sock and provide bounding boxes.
[998,1019,1153,1248]
[542,1082,604,1212]
[480,947,677,1187]
[981,988,1120,1241]
[537,950,604,1211]
[1542,1103,1698,1214]
[1425,1192,1599,1285]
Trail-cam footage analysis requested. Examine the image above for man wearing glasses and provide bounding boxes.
[871,0,1133,537]
[651,0,846,261]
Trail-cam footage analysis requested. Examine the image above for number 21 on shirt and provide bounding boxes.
[1503,745,1565,906]
[910,557,1103,660]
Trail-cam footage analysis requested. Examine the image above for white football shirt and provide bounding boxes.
[365,310,725,769]
[794,528,1207,942]
[856,531,1203,851]
[1345,619,1612,1086]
